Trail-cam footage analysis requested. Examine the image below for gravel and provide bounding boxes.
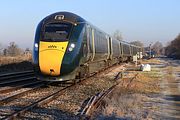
[19,64,126,119]
[0,63,126,119]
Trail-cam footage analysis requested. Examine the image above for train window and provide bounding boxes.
[123,43,130,55]
[42,22,73,42]
[112,40,120,57]
[95,31,108,53]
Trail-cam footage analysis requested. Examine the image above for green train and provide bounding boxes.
[33,12,142,81]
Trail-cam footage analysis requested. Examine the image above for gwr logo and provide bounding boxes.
[48,45,57,48]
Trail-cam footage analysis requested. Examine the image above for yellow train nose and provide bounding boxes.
[39,41,68,76]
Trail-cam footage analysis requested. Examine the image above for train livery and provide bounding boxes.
[33,12,142,81]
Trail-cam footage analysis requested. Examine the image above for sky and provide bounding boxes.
[0,0,180,49]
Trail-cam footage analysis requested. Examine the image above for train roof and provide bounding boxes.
[42,11,86,25]
[41,12,142,48]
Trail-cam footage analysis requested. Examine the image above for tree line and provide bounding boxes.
[0,42,31,57]
[165,34,180,59]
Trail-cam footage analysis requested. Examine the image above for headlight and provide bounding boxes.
[35,43,38,48]
[34,43,38,51]
[68,43,75,52]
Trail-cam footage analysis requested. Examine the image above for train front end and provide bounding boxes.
[33,12,86,81]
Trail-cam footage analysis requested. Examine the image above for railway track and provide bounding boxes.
[0,76,93,120]
[0,70,35,86]
[80,71,139,118]
[0,70,49,119]
[0,70,34,80]
[0,70,94,119]
[0,64,127,119]
[1,84,71,120]
[0,70,38,95]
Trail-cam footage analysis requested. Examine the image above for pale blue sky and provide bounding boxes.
[0,0,180,49]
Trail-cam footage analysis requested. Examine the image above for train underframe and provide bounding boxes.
[35,55,132,82]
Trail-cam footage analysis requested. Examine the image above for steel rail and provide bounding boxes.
[0,80,44,94]
[80,71,125,116]
[0,72,34,81]
[2,84,73,120]
[2,64,126,119]
[0,70,34,78]
[0,81,48,105]
[2,73,95,120]
[0,77,35,86]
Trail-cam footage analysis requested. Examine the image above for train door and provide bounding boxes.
[86,25,95,61]
[109,37,113,59]
[85,24,91,61]
[129,45,132,56]
[119,42,121,58]
[106,35,110,59]
[121,42,124,57]
[91,28,95,61]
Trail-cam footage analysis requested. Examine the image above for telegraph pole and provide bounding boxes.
[149,43,151,58]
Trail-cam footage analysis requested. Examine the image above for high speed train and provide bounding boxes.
[33,12,142,81]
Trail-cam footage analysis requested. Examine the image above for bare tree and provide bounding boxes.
[130,41,144,47]
[0,43,2,56]
[3,49,7,56]
[152,41,163,56]
[165,33,180,58]
[7,42,22,56]
[113,30,123,41]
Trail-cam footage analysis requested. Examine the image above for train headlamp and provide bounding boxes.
[35,43,38,48]
[68,43,75,52]
[34,43,38,51]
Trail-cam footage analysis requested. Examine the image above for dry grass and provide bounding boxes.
[0,55,32,65]
[92,59,163,119]
[140,58,162,64]
[0,55,33,73]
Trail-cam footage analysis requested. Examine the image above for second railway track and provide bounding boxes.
[0,70,35,86]
[0,71,50,119]
[0,70,39,95]
[0,83,72,120]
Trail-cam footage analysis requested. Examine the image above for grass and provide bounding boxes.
[141,58,162,64]
[92,58,180,119]
[0,55,33,73]
[0,55,32,65]
[141,71,162,79]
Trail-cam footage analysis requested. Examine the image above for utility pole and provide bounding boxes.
[149,43,151,58]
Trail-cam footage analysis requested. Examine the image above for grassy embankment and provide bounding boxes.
[0,55,33,73]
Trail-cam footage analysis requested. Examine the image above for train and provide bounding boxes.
[33,12,142,81]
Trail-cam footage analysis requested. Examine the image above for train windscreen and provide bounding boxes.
[42,22,73,42]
